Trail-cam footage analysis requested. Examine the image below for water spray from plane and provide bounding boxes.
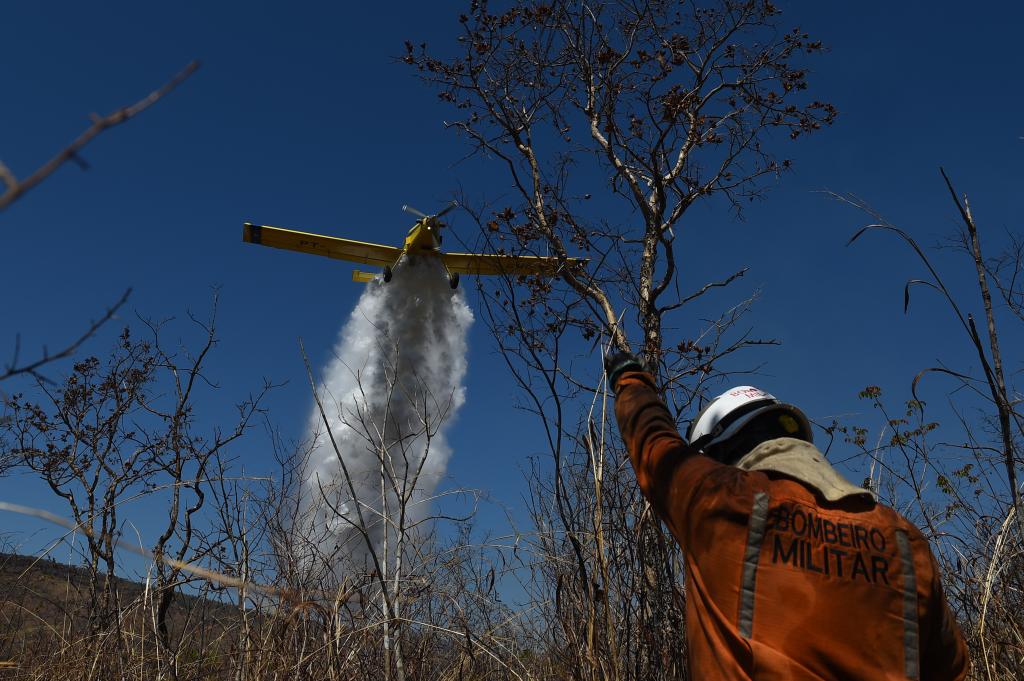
[300,258,473,572]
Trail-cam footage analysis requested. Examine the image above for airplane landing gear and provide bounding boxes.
[383,266,393,283]
[448,272,460,289]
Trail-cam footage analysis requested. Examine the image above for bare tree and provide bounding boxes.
[404,2,833,678]
[0,302,269,677]
[4,328,162,636]
[139,302,271,677]
[407,0,833,371]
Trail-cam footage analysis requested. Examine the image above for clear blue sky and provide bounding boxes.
[2,1,1022,562]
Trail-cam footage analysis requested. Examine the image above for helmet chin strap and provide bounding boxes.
[689,432,717,452]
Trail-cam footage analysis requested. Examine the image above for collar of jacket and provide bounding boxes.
[735,437,875,503]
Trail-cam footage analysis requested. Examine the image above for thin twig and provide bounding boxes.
[1,288,132,383]
[0,60,200,211]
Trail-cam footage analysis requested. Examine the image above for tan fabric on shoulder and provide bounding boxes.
[736,437,874,503]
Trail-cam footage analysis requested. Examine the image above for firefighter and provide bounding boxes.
[604,352,969,680]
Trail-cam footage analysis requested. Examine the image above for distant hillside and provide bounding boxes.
[0,552,238,653]
[0,552,150,626]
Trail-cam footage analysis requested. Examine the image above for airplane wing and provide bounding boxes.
[442,252,587,277]
[243,223,402,267]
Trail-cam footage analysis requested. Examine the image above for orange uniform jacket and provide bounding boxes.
[615,371,969,680]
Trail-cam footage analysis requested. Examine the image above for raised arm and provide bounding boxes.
[612,369,718,538]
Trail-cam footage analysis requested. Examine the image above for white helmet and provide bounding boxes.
[686,385,812,454]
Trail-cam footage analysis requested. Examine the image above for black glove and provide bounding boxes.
[604,351,648,391]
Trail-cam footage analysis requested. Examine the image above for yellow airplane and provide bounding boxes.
[242,202,585,289]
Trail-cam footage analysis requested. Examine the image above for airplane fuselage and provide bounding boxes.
[402,219,443,257]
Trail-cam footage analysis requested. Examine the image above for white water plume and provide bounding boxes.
[300,259,473,573]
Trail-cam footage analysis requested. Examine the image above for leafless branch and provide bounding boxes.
[0,60,200,212]
[1,288,131,384]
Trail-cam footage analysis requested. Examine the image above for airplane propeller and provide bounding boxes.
[435,200,458,217]
[402,200,459,223]
[402,204,429,220]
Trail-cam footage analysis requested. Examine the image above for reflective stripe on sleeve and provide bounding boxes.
[895,530,920,680]
[738,491,770,638]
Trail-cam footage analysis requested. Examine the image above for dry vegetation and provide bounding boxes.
[2,1,1022,679]
[2,217,1021,680]
[829,173,1024,680]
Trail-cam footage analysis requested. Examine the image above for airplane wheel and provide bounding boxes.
[449,272,460,289]
[383,266,393,283]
